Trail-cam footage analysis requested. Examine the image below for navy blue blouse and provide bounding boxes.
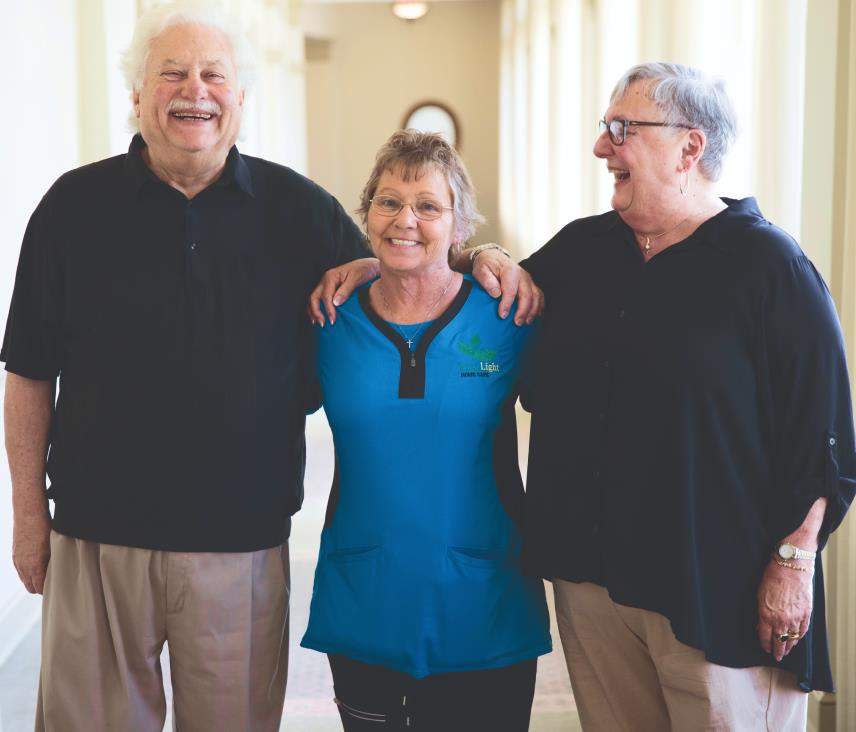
[521,198,855,692]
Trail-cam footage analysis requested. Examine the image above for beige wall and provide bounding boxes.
[302,1,501,245]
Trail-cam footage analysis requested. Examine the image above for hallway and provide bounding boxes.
[0,410,579,732]
[3,2,856,729]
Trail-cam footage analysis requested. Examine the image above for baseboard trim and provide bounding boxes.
[0,589,41,668]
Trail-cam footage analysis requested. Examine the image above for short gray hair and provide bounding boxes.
[121,0,257,131]
[358,130,485,256]
[611,62,738,181]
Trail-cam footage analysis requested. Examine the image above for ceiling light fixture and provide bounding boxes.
[392,1,429,21]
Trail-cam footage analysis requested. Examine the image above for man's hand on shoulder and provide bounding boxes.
[13,511,51,594]
[308,258,380,326]
[469,248,544,326]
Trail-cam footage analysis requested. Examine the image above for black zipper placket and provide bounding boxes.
[358,279,472,399]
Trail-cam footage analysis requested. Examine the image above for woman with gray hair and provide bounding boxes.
[520,62,854,729]
[300,129,551,730]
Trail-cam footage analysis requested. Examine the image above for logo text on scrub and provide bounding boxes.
[458,335,501,377]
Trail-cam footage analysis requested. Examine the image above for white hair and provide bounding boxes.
[611,62,738,182]
[121,0,257,131]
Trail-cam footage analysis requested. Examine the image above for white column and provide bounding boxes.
[511,0,531,254]
[499,0,517,251]
[592,0,638,213]
[577,0,600,217]
[828,2,856,724]
[800,0,840,278]
[77,0,111,164]
[223,0,306,170]
[102,0,138,156]
[751,0,807,238]
[549,0,584,230]
[802,1,856,730]
[527,0,551,250]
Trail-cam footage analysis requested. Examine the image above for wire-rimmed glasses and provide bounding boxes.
[369,195,453,221]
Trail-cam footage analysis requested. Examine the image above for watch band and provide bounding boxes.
[776,542,817,562]
[792,546,816,561]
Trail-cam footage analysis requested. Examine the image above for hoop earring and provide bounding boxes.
[679,171,689,196]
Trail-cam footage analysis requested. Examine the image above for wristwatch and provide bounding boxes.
[776,542,816,562]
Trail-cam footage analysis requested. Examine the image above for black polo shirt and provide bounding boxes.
[1,135,367,552]
[520,198,855,692]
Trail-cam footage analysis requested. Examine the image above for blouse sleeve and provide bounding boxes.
[520,226,567,291]
[331,196,370,267]
[762,253,856,548]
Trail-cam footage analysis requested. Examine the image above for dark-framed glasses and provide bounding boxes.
[370,195,453,221]
[598,118,693,146]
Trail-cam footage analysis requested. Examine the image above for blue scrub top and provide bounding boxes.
[300,276,551,678]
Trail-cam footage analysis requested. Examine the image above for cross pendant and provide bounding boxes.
[406,338,414,349]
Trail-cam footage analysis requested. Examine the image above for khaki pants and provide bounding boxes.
[36,531,290,732]
[554,580,807,731]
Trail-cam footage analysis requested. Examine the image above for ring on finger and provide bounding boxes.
[777,631,801,643]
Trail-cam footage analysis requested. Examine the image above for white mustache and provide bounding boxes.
[166,99,221,116]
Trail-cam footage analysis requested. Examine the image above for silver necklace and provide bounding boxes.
[638,215,692,253]
[378,272,456,356]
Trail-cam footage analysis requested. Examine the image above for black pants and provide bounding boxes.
[328,654,538,731]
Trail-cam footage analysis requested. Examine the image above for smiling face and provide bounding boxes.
[593,81,688,229]
[133,23,244,166]
[367,166,457,276]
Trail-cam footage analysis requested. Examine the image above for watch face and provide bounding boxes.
[778,544,796,559]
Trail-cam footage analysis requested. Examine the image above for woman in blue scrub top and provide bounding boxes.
[301,130,551,731]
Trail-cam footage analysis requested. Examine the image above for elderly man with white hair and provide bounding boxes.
[2,2,538,731]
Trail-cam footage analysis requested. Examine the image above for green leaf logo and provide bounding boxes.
[457,334,497,361]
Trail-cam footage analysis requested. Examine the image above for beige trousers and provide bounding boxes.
[35,531,290,732]
[554,580,807,732]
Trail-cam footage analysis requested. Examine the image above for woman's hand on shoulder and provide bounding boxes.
[308,258,380,326]
[472,250,544,325]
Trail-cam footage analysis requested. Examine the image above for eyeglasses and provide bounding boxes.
[598,118,693,146]
[370,195,453,221]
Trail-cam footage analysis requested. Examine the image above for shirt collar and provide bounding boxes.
[123,133,255,198]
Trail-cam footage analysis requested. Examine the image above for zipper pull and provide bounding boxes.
[410,355,416,367]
